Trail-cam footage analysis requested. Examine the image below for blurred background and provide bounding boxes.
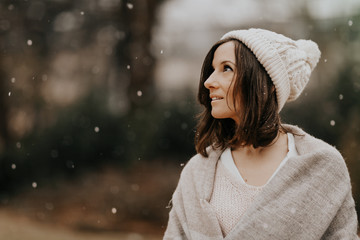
[0,0,359,239]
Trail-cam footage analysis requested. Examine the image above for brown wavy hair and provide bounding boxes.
[195,38,287,157]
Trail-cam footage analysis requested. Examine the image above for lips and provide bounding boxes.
[210,95,223,101]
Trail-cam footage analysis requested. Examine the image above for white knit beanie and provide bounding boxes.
[221,28,321,112]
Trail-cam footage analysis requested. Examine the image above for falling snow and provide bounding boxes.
[127,3,134,9]
[127,65,131,70]
[8,92,11,96]
[16,142,21,149]
[111,207,117,214]
[324,59,328,63]
[110,186,119,194]
[94,126,100,132]
[160,50,164,54]
[80,11,85,15]
[164,111,171,118]
[137,90,142,97]
[66,160,75,169]
[27,39,33,46]
[339,94,343,100]
[348,20,353,26]
[45,202,54,211]
[11,77,15,83]
[11,164,16,170]
[42,74,48,81]
[32,182,37,188]
[330,120,336,126]
[181,123,188,130]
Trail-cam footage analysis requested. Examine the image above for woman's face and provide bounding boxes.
[204,41,239,123]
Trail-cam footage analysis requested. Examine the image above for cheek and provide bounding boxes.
[226,85,238,110]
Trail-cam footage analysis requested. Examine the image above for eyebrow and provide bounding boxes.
[212,60,236,69]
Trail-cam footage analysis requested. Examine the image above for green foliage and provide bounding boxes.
[0,90,197,192]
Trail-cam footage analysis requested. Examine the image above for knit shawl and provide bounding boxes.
[164,125,359,240]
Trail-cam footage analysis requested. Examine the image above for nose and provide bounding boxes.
[204,72,218,89]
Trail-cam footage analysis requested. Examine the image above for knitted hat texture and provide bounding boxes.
[221,28,321,112]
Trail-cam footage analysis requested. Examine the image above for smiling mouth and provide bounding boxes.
[211,97,223,101]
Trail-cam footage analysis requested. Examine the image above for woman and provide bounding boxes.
[164,28,359,239]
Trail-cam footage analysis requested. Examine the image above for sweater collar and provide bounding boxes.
[202,124,311,202]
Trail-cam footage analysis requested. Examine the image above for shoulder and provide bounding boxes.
[181,146,222,179]
[285,124,342,156]
[175,146,222,198]
[285,124,349,179]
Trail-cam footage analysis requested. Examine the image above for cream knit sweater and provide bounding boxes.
[210,161,264,236]
[164,125,359,239]
[211,133,297,236]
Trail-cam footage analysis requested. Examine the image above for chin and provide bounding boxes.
[211,112,227,119]
[211,112,238,123]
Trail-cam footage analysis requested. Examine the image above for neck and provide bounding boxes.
[232,131,287,157]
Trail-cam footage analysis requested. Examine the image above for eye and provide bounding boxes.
[224,65,233,72]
